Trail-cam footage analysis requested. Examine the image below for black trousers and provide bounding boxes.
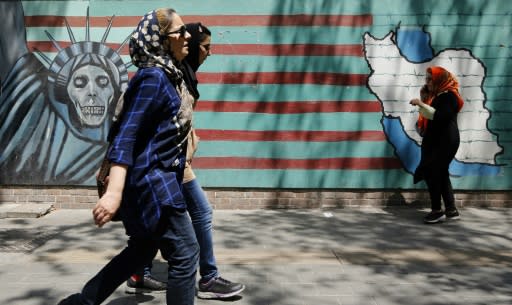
[423,165,456,211]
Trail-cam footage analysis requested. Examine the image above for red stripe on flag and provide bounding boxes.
[193,157,401,170]
[24,14,372,27]
[198,72,367,85]
[28,41,128,53]
[195,130,386,142]
[126,71,367,85]
[192,14,373,26]
[214,44,364,56]
[195,101,381,113]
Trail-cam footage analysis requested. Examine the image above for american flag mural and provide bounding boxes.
[1,0,511,189]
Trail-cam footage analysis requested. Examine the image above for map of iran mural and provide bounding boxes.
[364,25,503,178]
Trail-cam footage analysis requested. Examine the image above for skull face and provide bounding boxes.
[67,65,114,126]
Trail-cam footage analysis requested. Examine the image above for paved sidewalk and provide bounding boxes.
[0,206,511,305]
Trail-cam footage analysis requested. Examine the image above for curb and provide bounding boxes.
[0,203,54,219]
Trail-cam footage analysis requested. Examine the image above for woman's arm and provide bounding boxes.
[93,163,127,227]
[108,68,167,166]
[410,98,436,120]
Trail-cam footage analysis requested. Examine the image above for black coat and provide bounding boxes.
[414,91,460,183]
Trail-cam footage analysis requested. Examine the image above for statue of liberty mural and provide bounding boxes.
[0,1,129,185]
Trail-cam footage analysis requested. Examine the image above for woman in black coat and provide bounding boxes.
[410,66,464,224]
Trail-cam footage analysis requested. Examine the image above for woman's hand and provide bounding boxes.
[93,191,121,227]
[92,163,127,227]
[410,98,422,106]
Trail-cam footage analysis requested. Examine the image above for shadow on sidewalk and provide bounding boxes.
[1,206,512,305]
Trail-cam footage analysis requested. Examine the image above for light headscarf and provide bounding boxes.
[418,66,464,132]
[128,9,194,129]
[129,9,183,82]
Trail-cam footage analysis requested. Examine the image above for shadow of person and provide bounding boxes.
[105,294,155,305]
[210,295,243,302]
[383,191,429,222]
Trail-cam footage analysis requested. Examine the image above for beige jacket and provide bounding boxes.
[183,128,199,183]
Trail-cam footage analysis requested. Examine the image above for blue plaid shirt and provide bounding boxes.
[108,67,189,236]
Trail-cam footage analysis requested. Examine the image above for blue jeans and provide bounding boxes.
[139,179,218,282]
[63,208,199,305]
[183,178,219,282]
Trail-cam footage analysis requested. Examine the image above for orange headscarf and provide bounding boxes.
[417,66,464,132]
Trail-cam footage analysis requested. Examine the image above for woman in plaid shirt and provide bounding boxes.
[59,8,199,305]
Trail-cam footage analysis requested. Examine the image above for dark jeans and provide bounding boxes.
[62,208,199,305]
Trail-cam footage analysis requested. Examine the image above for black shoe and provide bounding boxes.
[125,275,166,294]
[423,211,446,224]
[197,276,245,299]
[57,293,80,305]
[445,208,460,220]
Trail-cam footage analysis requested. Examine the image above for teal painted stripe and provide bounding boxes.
[366,26,509,48]
[496,158,512,166]
[194,168,512,189]
[25,17,369,45]
[485,102,512,112]
[35,52,132,68]
[487,130,512,142]
[483,76,512,88]
[364,0,506,15]
[91,0,373,15]
[27,25,392,47]
[210,27,369,44]
[90,1,177,16]
[484,91,512,101]
[437,48,511,61]
[487,120,512,130]
[23,0,509,17]
[91,0,508,16]
[28,43,369,75]
[193,112,383,131]
[22,1,90,15]
[454,46,512,60]
[483,72,512,85]
[198,84,378,101]
[194,168,415,188]
[36,52,508,79]
[26,27,133,43]
[200,56,368,74]
[25,0,361,16]
[489,134,512,143]
[28,42,369,75]
[423,27,510,48]
[194,141,396,159]
[23,1,174,16]
[485,113,512,123]
[371,14,510,27]
[451,175,512,190]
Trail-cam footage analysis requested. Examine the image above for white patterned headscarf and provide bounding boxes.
[129,9,183,83]
[128,9,194,133]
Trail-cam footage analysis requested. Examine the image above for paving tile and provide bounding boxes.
[1,208,511,305]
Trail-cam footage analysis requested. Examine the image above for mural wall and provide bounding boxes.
[0,0,510,190]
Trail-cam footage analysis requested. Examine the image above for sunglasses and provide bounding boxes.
[167,25,187,37]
